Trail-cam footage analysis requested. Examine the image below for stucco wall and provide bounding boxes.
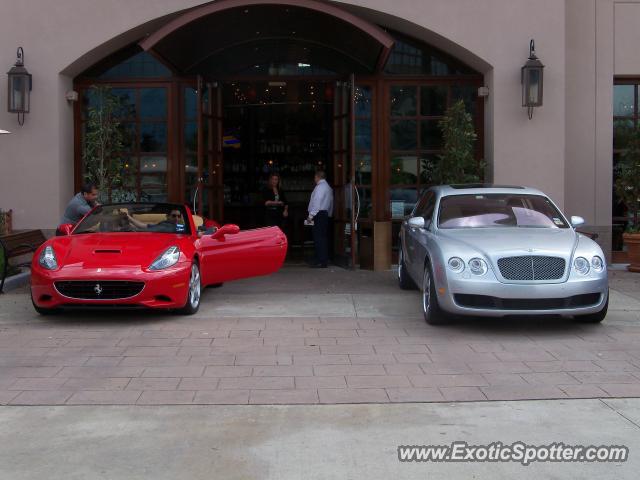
[0,0,578,231]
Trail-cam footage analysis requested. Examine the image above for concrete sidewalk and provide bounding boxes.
[0,399,638,479]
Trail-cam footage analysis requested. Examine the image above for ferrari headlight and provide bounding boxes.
[38,245,58,270]
[447,257,465,273]
[574,256,590,275]
[468,258,488,276]
[591,256,604,272]
[149,246,180,270]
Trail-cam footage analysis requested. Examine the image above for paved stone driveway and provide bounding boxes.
[1,267,640,405]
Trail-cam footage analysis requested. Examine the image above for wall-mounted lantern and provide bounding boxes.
[521,39,544,120]
[7,47,32,125]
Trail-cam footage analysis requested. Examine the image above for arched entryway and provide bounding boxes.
[73,0,484,269]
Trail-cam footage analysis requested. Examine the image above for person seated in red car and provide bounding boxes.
[124,209,185,233]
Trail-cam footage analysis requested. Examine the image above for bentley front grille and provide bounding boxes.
[54,281,144,300]
[497,256,566,281]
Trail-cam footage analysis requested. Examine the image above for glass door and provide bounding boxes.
[332,75,357,268]
[197,76,224,221]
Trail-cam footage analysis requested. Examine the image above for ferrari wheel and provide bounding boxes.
[422,264,447,325]
[31,295,57,316]
[398,248,416,290]
[179,262,201,315]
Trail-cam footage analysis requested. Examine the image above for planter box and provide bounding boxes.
[623,232,640,272]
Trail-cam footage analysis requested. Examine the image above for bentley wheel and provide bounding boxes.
[398,248,416,290]
[422,264,446,325]
[179,262,201,315]
[575,292,608,323]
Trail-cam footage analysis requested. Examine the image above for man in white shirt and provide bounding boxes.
[307,170,333,268]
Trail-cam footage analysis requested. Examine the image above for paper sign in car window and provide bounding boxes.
[176,224,185,232]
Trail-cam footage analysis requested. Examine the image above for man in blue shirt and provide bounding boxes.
[307,170,333,268]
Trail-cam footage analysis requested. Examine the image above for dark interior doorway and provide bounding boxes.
[221,79,334,260]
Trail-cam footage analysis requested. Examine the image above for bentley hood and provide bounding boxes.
[436,227,578,259]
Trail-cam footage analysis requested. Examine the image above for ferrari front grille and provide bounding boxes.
[497,256,566,281]
[54,280,144,300]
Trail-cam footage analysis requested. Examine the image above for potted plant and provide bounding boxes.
[615,124,640,272]
[83,85,131,202]
[421,99,483,185]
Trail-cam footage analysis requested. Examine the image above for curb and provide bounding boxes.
[1,270,30,292]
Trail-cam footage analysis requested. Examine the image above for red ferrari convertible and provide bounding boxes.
[31,203,287,315]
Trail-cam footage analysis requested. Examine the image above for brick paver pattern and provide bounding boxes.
[3,315,640,404]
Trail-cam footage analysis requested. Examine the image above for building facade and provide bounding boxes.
[1,0,639,268]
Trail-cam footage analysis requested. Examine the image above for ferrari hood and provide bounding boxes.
[52,233,184,269]
[436,227,578,258]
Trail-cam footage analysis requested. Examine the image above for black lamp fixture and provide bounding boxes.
[521,39,544,120]
[7,47,32,126]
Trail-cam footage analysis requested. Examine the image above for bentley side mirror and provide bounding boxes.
[58,223,74,235]
[211,224,240,240]
[570,216,585,228]
[407,217,426,229]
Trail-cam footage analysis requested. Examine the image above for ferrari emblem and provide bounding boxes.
[94,283,103,296]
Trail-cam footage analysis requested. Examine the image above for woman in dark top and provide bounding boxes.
[263,173,288,228]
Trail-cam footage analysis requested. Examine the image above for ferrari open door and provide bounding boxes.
[198,226,287,286]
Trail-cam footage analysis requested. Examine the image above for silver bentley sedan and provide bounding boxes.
[398,185,608,324]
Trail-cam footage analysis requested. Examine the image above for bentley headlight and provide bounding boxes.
[468,258,488,276]
[574,256,590,275]
[149,246,180,270]
[38,245,58,270]
[447,257,465,273]
[591,255,604,272]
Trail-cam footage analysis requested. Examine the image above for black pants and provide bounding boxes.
[312,211,329,266]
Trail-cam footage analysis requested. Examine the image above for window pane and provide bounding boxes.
[391,155,418,184]
[419,153,440,185]
[120,157,138,188]
[420,120,442,149]
[614,119,634,149]
[390,188,418,218]
[355,86,372,117]
[111,88,136,119]
[420,85,447,116]
[451,85,478,117]
[140,156,167,173]
[184,87,197,119]
[390,86,417,116]
[355,154,372,185]
[390,120,417,150]
[140,88,167,119]
[613,85,635,117]
[140,123,167,152]
[355,119,371,151]
[184,121,197,152]
[120,122,137,152]
[357,186,372,219]
[97,51,171,79]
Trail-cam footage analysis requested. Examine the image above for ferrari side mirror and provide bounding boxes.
[58,223,74,235]
[211,224,240,240]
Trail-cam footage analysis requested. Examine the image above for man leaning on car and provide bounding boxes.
[57,182,99,235]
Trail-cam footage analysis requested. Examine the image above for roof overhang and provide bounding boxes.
[139,0,394,75]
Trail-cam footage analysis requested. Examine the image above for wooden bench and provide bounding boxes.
[0,229,47,293]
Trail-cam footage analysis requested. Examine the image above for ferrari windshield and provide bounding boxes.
[438,194,569,229]
[73,203,191,234]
